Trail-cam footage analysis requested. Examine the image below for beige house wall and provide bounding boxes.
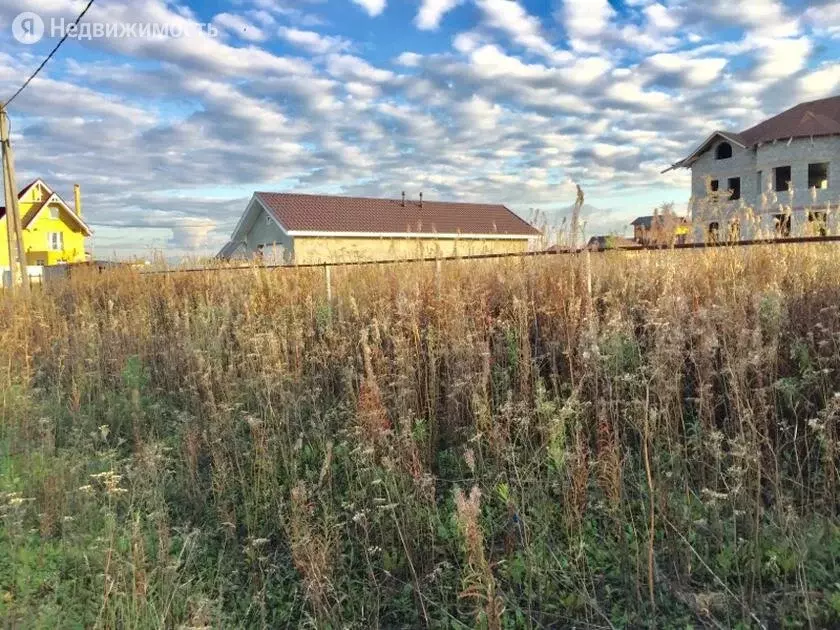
[292,236,530,264]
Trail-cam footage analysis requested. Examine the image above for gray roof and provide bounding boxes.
[216,240,247,260]
[631,215,654,229]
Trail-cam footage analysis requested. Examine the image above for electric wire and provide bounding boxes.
[3,0,96,108]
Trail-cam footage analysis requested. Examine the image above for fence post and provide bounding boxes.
[324,263,332,303]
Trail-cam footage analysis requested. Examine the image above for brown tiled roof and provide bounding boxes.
[255,192,540,236]
[666,95,840,171]
[739,96,840,145]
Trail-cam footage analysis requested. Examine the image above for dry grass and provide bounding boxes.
[1,243,840,628]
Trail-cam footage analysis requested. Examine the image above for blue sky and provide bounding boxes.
[0,0,838,258]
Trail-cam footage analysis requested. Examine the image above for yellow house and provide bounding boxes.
[0,178,92,268]
[217,192,540,264]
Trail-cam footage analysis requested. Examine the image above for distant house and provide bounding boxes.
[630,214,690,246]
[0,179,92,274]
[664,95,840,240]
[218,192,540,264]
[586,235,641,251]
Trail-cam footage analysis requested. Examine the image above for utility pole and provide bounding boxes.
[0,106,28,292]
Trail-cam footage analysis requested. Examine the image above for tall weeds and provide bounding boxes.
[1,245,839,627]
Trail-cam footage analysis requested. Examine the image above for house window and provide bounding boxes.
[710,179,719,192]
[49,207,59,220]
[774,166,792,192]
[808,163,829,190]
[728,177,741,200]
[35,259,45,266]
[715,142,732,159]
[808,211,827,237]
[774,214,791,238]
[708,222,720,243]
[47,232,64,251]
[729,219,741,242]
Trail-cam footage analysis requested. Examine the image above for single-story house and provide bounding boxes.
[586,235,641,251]
[217,192,541,264]
[631,214,690,246]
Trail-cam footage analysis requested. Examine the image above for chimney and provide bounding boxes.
[419,191,423,208]
[401,191,405,207]
[73,184,82,217]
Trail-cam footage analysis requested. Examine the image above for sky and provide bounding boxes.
[0,0,838,258]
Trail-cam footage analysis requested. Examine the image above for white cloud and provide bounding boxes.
[561,0,615,48]
[803,2,840,37]
[796,63,840,99]
[645,53,728,86]
[687,0,799,38]
[350,0,387,17]
[453,95,503,130]
[474,0,558,59]
[644,4,679,32]
[278,27,350,55]
[750,36,812,81]
[467,44,550,79]
[169,218,218,250]
[416,0,462,30]
[325,54,394,83]
[605,81,671,108]
[453,31,486,54]
[395,52,423,67]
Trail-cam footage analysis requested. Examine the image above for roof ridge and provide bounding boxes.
[256,191,510,207]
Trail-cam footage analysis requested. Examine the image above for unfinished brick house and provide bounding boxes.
[664,96,840,241]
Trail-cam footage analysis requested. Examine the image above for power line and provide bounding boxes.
[3,0,96,108]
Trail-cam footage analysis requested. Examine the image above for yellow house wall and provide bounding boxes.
[292,236,530,265]
[0,182,88,267]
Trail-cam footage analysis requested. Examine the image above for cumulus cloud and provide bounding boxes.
[350,0,387,17]
[169,218,218,250]
[474,0,560,60]
[561,0,615,49]
[749,36,812,81]
[605,81,671,109]
[802,2,840,37]
[644,53,728,87]
[796,63,840,99]
[416,0,462,30]
[278,27,351,55]
[644,3,679,32]
[325,54,395,83]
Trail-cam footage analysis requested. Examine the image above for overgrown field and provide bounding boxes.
[2,246,840,628]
